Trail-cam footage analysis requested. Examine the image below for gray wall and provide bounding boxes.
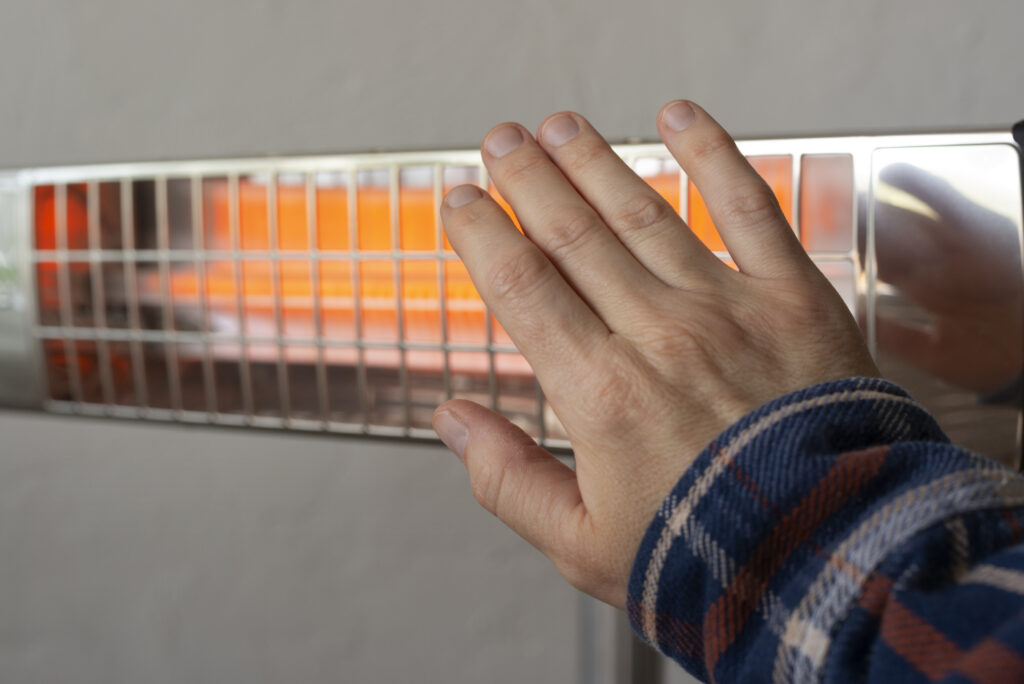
[1,1,1022,683]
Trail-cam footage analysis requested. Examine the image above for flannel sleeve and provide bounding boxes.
[627,376,1024,683]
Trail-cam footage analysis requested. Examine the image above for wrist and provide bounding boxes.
[625,376,941,678]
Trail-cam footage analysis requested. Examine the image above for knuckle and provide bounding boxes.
[628,300,726,367]
[470,454,526,521]
[764,276,837,324]
[611,194,676,239]
[544,210,603,263]
[577,354,652,432]
[687,128,737,164]
[643,324,710,366]
[487,246,554,303]
[499,153,549,185]
[469,459,504,515]
[717,182,783,228]
[674,327,721,365]
[564,139,610,172]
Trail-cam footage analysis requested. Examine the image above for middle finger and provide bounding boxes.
[482,123,662,327]
[536,111,725,289]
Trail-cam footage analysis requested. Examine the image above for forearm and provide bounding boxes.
[628,376,1024,682]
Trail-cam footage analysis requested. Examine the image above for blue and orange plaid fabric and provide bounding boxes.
[628,377,1024,683]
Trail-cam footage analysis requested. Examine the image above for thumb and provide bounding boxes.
[433,399,585,562]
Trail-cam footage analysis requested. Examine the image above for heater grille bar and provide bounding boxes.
[0,133,1020,461]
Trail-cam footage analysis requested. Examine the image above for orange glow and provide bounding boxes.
[357,187,391,251]
[400,188,436,250]
[800,155,854,252]
[316,185,349,250]
[642,170,681,213]
[35,160,797,375]
[34,185,89,250]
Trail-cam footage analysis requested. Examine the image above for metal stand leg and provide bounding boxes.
[578,594,664,684]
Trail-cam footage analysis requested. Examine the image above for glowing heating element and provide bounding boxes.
[10,132,1020,457]
[27,151,855,444]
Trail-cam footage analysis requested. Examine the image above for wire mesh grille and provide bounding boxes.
[27,149,861,446]
[22,136,1006,449]
[30,157,564,443]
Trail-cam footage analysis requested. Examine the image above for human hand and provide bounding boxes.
[875,164,1023,393]
[433,101,878,609]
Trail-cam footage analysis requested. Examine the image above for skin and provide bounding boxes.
[432,101,878,610]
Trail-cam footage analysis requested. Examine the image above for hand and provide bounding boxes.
[875,164,1023,393]
[433,101,878,609]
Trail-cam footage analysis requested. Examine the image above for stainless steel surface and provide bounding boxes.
[871,143,1023,466]
[1,132,1021,465]
[0,173,42,409]
[580,597,640,684]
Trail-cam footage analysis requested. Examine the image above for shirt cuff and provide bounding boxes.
[625,376,952,679]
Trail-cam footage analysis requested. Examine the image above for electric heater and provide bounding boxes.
[1,130,1021,469]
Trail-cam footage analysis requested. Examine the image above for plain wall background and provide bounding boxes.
[1,1,1022,682]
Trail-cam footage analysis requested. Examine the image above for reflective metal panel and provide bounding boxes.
[871,144,1023,467]
[0,174,42,409]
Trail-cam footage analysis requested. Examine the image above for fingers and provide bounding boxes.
[440,184,610,386]
[433,399,585,561]
[534,112,724,288]
[481,123,665,323]
[656,100,810,278]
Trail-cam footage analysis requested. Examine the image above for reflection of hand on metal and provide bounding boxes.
[875,163,1023,394]
[431,102,877,609]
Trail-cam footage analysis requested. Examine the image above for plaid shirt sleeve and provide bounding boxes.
[627,376,1024,683]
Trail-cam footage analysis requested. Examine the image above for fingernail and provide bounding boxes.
[541,113,580,147]
[445,184,483,208]
[484,125,524,158]
[434,410,469,461]
[662,100,696,132]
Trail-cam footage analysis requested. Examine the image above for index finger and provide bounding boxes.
[440,184,610,389]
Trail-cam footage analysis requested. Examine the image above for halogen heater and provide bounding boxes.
[1,130,1021,468]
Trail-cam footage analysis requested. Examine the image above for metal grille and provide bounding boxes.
[1,132,1021,456]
